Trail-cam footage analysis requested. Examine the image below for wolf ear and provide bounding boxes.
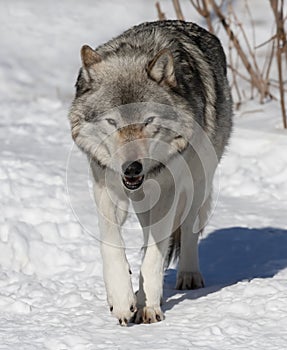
[81,45,102,69]
[147,49,176,87]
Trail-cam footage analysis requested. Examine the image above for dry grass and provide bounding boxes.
[156,0,287,129]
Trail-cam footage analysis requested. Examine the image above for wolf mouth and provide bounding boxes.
[122,175,144,190]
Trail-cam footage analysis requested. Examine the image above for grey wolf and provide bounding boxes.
[68,20,232,326]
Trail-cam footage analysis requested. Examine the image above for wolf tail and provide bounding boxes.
[166,226,205,269]
[166,227,181,268]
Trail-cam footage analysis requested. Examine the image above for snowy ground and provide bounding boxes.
[1,0,287,349]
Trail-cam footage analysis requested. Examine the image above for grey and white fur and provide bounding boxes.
[68,20,232,326]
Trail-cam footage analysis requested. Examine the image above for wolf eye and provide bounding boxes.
[106,118,117,127]
[144,116,155,126]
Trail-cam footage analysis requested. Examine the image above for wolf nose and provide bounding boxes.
[122,161,143,177]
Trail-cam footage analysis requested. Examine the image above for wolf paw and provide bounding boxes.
[133,306,164,324]
[176,271,205,290]
[109,297,137,326]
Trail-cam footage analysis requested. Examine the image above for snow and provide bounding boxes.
[1,0,287,349]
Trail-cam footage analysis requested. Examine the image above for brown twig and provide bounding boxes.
[228,3,267,99]
[156,2,166,21]
[229,44,242,110]
[190,0,214,33]
[230,5,261,79]
[256,34,277,49]
[227,64,252,84]
[209,0,269,103]
[263,39,276,84]
[172,0,185,21]
[244,0,256,51]
[270,81,287,93]
[270,0,287,128]
[157,0,286,128]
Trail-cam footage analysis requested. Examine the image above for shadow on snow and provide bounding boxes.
[163,226,287,312]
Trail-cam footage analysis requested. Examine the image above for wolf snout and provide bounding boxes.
[121,161,144,191]
[122,161,143,177]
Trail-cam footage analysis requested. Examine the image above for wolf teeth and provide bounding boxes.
[122,175,144,190]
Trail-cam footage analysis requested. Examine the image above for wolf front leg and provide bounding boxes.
[94,184,136,326]
[134,210,173,324]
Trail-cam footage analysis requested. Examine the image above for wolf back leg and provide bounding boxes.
[176,192,212,289]
[176,228,205,290]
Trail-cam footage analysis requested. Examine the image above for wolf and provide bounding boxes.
[68,20,232,326]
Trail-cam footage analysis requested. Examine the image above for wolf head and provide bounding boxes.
[69,45,193,190]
